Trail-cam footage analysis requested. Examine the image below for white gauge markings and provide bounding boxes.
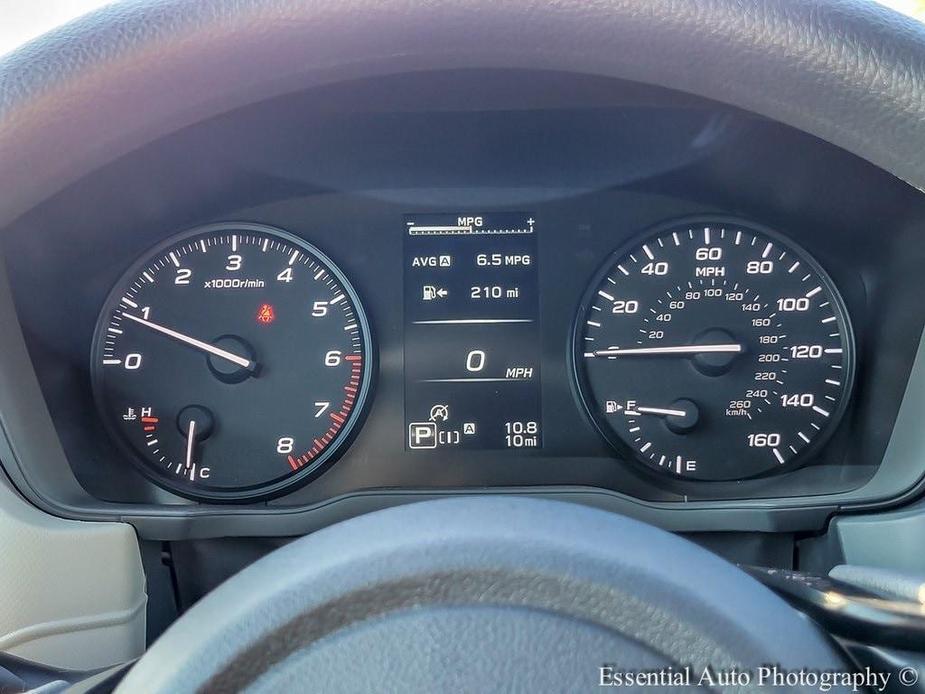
[94,227,370,499]
[575,221,852,481]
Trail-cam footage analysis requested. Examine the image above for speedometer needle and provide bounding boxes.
[591,344,743,357]
[122,313,253,368]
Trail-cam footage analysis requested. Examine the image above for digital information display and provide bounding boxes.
[404,212,542,451]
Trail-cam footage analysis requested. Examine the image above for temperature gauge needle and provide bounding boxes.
[185,419,197,467]
[591,344,743,357]
[122,313,253,368]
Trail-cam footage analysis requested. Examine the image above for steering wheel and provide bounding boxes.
[3,1,925,690]
[116,498,845,691]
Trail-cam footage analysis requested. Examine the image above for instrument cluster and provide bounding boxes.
[90,211,857,502]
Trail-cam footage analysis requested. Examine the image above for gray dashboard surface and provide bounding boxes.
[1,0,925,229]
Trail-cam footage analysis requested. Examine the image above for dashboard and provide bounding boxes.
[2,70,925,539]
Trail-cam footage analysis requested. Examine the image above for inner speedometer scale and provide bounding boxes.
[573,219,853,481]
[92,223,372,501]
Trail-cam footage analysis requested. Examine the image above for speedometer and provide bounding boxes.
[91,222,373,501]
[573,218,854,481]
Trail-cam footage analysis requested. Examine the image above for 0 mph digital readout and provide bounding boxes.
[404,212,542,451]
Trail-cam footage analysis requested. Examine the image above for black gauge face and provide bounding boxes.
[92,223,373,501]
[573,219,854,481]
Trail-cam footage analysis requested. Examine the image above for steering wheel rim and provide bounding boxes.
[1,0,925,238]
[116,498,846,692]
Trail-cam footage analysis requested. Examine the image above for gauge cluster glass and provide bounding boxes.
[91,223,373,501]
[8,84,921,517]
[573,219,854,481]
[89,213,858,502]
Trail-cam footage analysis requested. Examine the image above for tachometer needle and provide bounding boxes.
[185,419,197,467]
[122,313,252,368]
[592,344,743,357]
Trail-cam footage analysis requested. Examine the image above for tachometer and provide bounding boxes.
[573,218,853,481]
[92,222,373,501]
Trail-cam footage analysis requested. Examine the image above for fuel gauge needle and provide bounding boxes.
[628,399,700,434]
[122,313,252,368]
[635,406,688,417]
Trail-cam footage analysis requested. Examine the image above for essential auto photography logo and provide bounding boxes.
[598,664,918,692]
